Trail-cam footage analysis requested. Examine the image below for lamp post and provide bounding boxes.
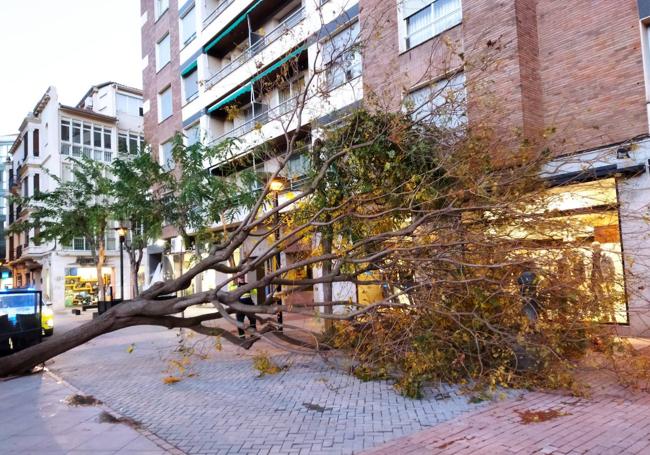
[115,226,128,301]
[269,178,285,331]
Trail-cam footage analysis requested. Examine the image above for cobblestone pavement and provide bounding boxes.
[0,370,172,454]
[46,312,489,454]
[363,368,650,455]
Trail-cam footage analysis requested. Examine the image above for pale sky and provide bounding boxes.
[0,0,142,134]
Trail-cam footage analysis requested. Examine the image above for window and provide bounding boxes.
[23,133,28,159]
[60,118,113,162]
[158,86,173,121]
[156,33,171,71]
[73,237,87,251]
[182,69,199,103]
[160,140,174,170]
[405,72,466,127]
[278,77,304,114]
[154,0,169,20]
[185,124,200,146]
[33,174,40,196]
[180,6,196,46]
[403,0,462,49]
[118,131,145,154]
[322,21,361,90]
[33,129,39,157]
[117,94,143,116]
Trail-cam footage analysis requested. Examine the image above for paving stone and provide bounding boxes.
[49,314,491,454]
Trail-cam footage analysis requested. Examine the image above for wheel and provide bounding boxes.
[43,328,54,337]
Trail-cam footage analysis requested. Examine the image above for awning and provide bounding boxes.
[207,83,252,114]
[181,60,198,77]
[250,45,305,84]
[203,0,263,54]
[206,46,306,114]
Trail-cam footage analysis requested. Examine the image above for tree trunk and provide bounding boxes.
[97,239,106,301]
[0,313,122,377]
[322,230,334,332]
[130,248,143,298]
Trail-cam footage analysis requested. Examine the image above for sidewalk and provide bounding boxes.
[0,370,179,454]
[362,368,650,455]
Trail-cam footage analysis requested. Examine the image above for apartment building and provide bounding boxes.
[140,0,650,333]
[354,0,650,334]
[0,134,17,288]
[6,83,144,310]
[140,0,362,298]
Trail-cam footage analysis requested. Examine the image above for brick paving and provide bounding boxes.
[362,369,650,455]
[38,311,650,454]
[46,312,491,454]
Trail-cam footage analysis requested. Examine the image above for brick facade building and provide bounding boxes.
[139,0,650,333]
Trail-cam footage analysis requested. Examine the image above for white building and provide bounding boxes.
[6,83,144,311]
[141,0,363,305]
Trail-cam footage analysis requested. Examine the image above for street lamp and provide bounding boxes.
[270,177,286,331]
[115,225,129,301]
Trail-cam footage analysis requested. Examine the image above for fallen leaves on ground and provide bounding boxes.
[515,408,570,424]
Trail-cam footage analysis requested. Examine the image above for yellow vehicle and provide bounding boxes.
[42,303,54,336]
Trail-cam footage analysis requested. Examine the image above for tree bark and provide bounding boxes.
[0,312,123,377]
[96,237,106,301]
[322,230,334,332]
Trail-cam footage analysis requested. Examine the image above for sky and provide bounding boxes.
[0,0,142,134]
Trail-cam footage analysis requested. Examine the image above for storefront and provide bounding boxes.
[64,266,113,307]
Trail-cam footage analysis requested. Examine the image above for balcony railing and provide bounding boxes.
[203,0,235,30]
[214,108,269,144]
[206,7,305,89]
[211,95,299,145]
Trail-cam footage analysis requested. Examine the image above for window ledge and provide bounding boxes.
[181,34,197,52]
[156,61,171,74]
[154,8,169,24]
[183,93,199,107]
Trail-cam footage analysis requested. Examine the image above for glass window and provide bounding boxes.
[117,94,142,116]
[129,136,138,154]
[93,127,102,147]
[404,0,462,49]
[104,129,112,149]
[73,238,86,251]
[118,133,128,154]
[155,0,169,20]
[183,69,199,103]
[405,72,466,127]
[83,124,92,145]
[61,120,70,142]
[181,6,196,46]
[322,21,361,90]
[72,122,81,144]
[156,34,171,71]
[160,140,174,170]
[185,124,200,146]
[159,86,173,121]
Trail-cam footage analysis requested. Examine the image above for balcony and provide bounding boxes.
[211,95,301,145]
[203,0,236,30]
[205,7,305,90]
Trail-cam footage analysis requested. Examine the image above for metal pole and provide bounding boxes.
[274,191,282,331]
[119,235,125,301]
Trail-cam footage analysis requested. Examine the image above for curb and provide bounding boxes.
[44,367,187,455]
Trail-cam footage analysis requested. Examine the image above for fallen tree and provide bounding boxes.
[0,29,638,389]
